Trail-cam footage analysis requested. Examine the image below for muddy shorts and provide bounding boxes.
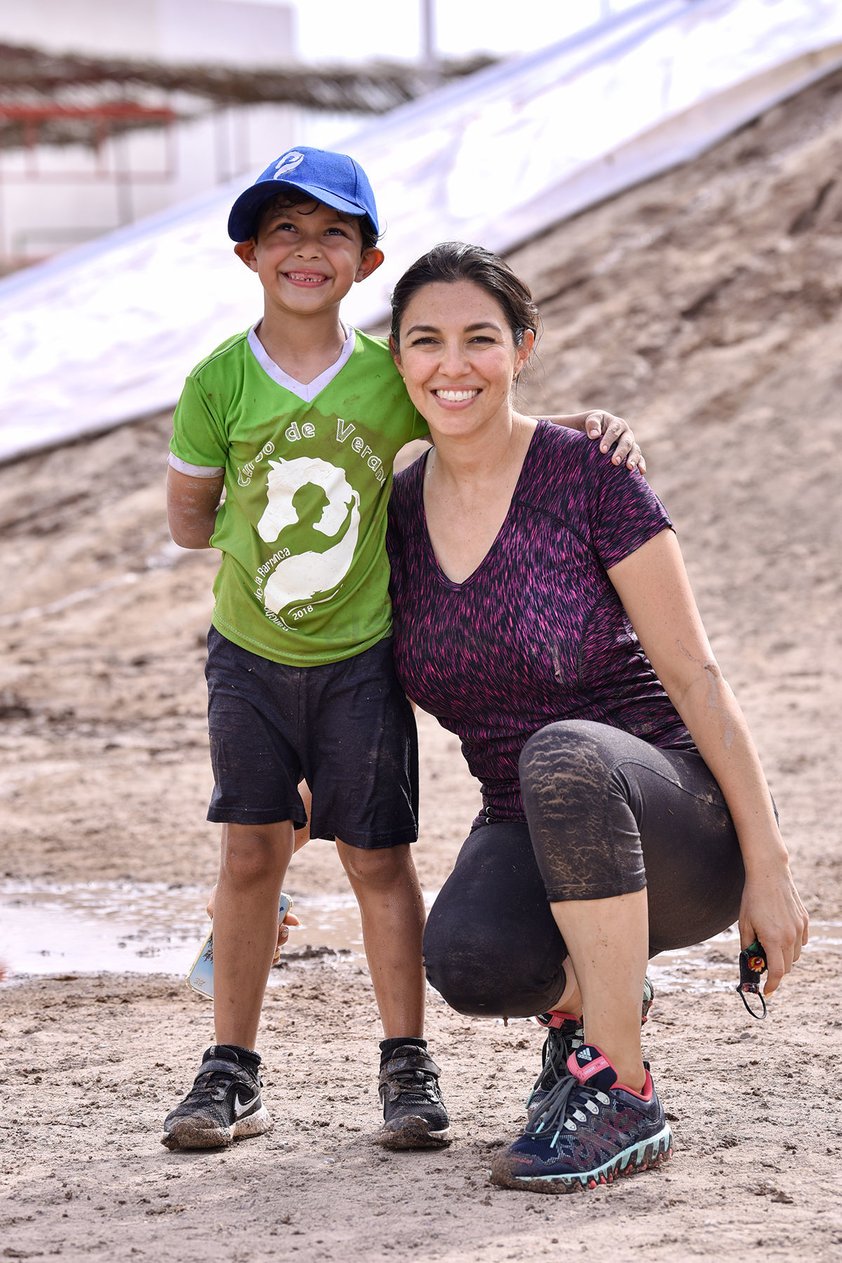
[204,627,418,847]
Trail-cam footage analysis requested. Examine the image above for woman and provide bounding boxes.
[385,242,808,1193]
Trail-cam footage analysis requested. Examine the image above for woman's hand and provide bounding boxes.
[738,861,809,997]
[583,411,646,473]
[204,885,300,963]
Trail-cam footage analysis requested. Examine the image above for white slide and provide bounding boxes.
[2,0,841,462]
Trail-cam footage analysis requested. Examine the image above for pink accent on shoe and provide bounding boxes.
[569,1051,612,1083]
[568,1045,654,1100]
[538,1011,580,1029]
[618,1068,654,1102]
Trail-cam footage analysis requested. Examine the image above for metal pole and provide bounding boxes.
[420,0,441,89]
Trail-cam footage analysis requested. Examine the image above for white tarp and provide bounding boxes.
[2,0,841,462]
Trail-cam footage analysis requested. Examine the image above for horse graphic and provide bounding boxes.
[256,456,361,614]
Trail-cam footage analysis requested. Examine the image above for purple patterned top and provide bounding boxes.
[387,421,695,821]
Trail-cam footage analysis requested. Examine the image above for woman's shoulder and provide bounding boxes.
[390,448,426,517]
[531,418,647,486]
[533,418,595,456]
[524,420,600,495]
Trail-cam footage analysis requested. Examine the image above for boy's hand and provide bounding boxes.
[583,410,646,473]
[271,904,301,964]
[205,885,300,963]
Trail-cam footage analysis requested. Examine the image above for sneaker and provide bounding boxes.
[527,976,656,1117]
[161,1045,271,1151]
[491,1044,672,1193]
[376,1045,452,1149]
[526,1012,584,1117]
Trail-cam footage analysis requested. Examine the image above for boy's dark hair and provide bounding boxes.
[390,241,540,347]
[253,188,379,253]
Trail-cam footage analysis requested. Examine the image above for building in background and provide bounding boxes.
[0,0,357,265]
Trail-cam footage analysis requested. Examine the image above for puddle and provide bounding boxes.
[1,880,837,993]
[0,880,368,981]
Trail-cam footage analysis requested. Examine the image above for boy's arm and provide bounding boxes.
[394,413,646,476]
[167,466,224,548]
[546,410,646,473]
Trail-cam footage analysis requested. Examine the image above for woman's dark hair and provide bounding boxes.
[390,241,540,347]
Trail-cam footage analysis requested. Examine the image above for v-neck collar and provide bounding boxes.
[247,323,355,402]
[418,422,542,590]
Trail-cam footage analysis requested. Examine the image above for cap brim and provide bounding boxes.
[228,180,373,241]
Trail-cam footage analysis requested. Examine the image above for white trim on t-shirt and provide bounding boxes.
[167,453,224,477]
[247,323,356,402]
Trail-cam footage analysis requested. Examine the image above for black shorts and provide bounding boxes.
[204,627,419,848]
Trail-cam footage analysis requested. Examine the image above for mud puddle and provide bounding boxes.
[2,880,837,993]
[0,880,367,980]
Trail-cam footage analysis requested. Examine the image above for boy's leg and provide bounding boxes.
[162,821,294,1152]
[335,840,424,1037]
[213,821,295,1048]
[335,838,449,1148]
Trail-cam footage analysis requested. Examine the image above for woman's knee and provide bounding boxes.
[423,908,566,1019]
[519,720,618,803]
[519,722,645,900]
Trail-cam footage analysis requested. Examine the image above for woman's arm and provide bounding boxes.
[166,466,225,548]
[608,529,809,995]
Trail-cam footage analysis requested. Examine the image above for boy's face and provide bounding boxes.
[234,197,383,317]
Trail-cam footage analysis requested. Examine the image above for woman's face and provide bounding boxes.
[392,280,534,439]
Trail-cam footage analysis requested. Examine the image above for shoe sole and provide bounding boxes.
[161,1105,272,1151]
[375,1117,452,1150]
[488,1123,672,1194]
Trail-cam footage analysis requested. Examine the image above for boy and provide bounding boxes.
[162,146,639,1153]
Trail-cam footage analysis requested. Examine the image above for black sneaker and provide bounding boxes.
[161,1045,271,1151]
[376,1045,452,1149]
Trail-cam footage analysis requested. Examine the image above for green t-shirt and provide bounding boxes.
[170,327,428,666]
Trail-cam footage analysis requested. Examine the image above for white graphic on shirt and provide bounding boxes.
[256,456,360,615]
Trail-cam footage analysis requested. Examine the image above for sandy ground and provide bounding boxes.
[2,69,842,1263]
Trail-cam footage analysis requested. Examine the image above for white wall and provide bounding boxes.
[0,0,295,65]
[0,0,315,263]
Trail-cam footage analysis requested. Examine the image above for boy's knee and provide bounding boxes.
[339,841,413,888]
[220,823,290,886]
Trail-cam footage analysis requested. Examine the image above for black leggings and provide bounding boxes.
[423,720,746,1018]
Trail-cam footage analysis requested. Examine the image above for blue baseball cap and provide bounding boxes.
[227,146,380,242]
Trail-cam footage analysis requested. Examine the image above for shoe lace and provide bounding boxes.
[527,1021,583,1105]
[390,1067,439,1100]
[526,1072,610,1149]
[185,1066,240,1103]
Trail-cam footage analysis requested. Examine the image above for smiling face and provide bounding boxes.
[392,279,534,440]
[234,197,383,317]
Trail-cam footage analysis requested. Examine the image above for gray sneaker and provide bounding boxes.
[376,1045,451,1149]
